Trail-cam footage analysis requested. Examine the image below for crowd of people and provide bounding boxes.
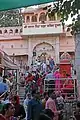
[0,94,26,120]
[0,86,65,120]
[24,90,64,120]
[0,88,80,120]
[31,57,55,74]
[0,57,77,120]
[19,66,74,99]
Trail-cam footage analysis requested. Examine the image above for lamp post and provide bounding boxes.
[31,50,36,71]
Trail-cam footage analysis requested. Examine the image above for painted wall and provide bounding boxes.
[0,7,75,67]
[60,34,75,52]
[0,39,28,56]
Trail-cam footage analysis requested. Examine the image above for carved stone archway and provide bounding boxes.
[33,42,55,62]
[60,52,71,60]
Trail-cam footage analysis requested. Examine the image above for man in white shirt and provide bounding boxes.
[24,93,31,111]
[24,93,31,119]
[42,62,47,73]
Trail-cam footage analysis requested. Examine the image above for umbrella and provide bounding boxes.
[0,0,56,11]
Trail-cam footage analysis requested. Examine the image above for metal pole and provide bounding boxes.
[16,69,19,95]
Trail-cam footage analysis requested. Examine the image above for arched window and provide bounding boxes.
[49,15,55,21]
[4,29,8,33]
[26,16,30,22]
[57,13,61,20]
[31,15,37,22]
[39,12,46,22]
[21,44,23,47]
[9,29,13,34]
[20,28,22,33]
[60,52,71,60]
[2,45,4,49]
[0,30,2,34]
[11,45,13,48]
[15,29,18,33]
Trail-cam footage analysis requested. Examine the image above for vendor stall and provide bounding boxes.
[0,49,19,94]
[0,50,18,70]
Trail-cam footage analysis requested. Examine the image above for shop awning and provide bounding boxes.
[0,0,56,11]
[0,49,19,69]
[2,58,19,70]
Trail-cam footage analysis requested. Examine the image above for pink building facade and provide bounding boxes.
[0,6,75,70]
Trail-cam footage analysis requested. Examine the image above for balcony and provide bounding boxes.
[22,21,63,36]
[0,27,22,40]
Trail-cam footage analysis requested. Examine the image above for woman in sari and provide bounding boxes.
[54,69,61,92]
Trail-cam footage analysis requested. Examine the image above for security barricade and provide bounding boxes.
[44,78,77,99]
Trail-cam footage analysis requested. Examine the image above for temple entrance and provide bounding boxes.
[33,42,55,64]
[37,52,48,62]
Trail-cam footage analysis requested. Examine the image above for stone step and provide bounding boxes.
[18,86,25,104]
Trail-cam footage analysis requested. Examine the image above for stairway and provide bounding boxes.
[11,80,26,104]
[18,86,25,104]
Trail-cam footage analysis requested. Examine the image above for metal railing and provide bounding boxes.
[44,78,77,99]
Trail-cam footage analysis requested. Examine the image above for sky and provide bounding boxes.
[65,17,72,25]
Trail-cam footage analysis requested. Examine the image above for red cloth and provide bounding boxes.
[26,76,34,84]
[40,86,43,94]
[37,78,42,86]
[37,78,43,94]
[0,114,6,120]
[15,95,20,104]
[65,80,73,88]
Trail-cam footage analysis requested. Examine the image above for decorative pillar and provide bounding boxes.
[47,14,49,21]
[16,69,19,95]
[55,13,58,21]
[28,37,33,68]
[75,33,80,99]
[25,16,26,23]
[55,37,60,64]
[37,13,40,22]
[30,16,32,22]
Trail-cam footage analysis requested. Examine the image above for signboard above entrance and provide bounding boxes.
[23,22,63,35]
[24,23,61,28]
